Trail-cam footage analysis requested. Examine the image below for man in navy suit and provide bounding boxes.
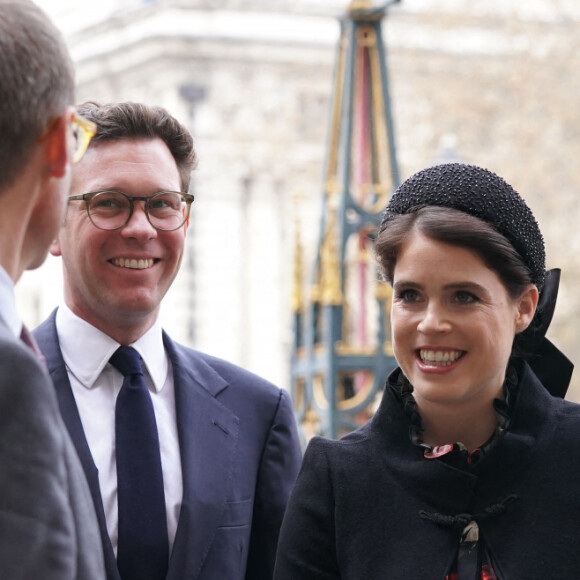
[35,101,302,580]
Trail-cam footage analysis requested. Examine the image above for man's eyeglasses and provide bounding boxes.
[68,190,194,231]
[71,113,97,162]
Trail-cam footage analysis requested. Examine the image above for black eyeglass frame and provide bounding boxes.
[68,190,195,232]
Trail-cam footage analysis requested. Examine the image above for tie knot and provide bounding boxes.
[110,346,144,377]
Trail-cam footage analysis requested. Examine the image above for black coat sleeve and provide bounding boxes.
[274,437,340,580]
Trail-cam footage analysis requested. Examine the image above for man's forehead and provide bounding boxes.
[82,137,173,161]
[72,137,180,192]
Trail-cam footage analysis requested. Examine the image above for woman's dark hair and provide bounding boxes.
[376,206,533,298]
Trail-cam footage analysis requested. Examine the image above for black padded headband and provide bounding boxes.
[380,163,545,288]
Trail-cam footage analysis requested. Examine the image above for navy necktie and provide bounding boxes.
[110,346,168,580]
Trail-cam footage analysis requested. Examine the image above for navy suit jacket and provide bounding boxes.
[35,310,302,580]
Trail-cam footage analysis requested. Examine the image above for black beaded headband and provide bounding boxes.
[380,163,546,288]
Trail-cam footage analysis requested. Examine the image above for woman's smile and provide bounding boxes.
[416,348,466,368]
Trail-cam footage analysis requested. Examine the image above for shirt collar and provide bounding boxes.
[56,303,168,391]
[0,265,22,339]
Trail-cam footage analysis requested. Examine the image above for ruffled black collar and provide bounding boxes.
[393,364,518,466]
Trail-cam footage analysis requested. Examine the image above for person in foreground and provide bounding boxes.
[34,100,302,580]
[0,1,105,578]
[273,163,579,580]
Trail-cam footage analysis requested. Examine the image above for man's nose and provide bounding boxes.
[120,202,157,239]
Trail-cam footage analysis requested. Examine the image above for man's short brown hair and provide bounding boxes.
[77,101,197,192]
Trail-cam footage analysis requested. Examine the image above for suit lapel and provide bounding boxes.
[34,312,121,580]
[164,334,240,580]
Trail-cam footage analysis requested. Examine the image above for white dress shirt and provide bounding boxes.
[0,265,22,339]
[55,304,183,555]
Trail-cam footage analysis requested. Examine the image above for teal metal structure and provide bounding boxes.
[290,0,401,442]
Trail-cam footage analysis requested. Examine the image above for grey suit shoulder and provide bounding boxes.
[0,323,104,580]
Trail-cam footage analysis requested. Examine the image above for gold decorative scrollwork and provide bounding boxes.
[336,370,375,411]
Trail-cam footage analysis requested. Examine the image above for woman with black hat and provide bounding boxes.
[273,163,578,580]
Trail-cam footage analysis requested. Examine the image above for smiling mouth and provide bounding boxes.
[418,349,465,367]
[110,258,157,270]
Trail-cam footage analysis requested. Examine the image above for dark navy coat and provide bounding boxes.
[274,361,580,579]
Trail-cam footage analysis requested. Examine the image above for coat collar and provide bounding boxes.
[360,361,557,515]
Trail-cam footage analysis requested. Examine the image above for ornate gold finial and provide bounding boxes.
[291,192,305,313]
[302,404,321,441]
[319,208,343,305]
[325,177,341,198]
[375,282,394,355]
[348,0,373,11]
[291,230,304,313]
[310,284,321,303]
[374,281,392,302]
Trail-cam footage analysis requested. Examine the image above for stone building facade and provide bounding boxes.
[21,0,580,398]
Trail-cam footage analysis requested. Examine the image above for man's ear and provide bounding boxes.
[515,284,540,333]
[49,237,62,257]
[43,107,73,178]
